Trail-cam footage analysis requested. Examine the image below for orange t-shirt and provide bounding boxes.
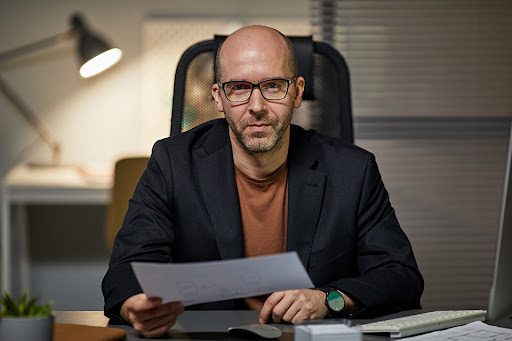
[235,162,288,310]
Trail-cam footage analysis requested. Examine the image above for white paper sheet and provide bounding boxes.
[401,321,512,340]
[131,252,314,306]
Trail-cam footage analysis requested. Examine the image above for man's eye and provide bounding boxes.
[230,83,251,91]
[264,82,281,89]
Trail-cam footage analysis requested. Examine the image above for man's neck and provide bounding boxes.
[230,129,289,180]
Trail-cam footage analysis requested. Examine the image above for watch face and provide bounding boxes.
[327,290,345,312]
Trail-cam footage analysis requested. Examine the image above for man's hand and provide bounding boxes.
[259,289,328,324]
[120,293,184,338]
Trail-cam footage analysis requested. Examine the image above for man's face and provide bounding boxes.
[212,31,304,154]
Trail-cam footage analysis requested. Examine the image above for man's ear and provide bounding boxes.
[293,76,305,109]
[212,83,224,112]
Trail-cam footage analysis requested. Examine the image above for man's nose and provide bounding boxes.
[248,88,267,114]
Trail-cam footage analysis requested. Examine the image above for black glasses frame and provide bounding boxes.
[219,76,298,102]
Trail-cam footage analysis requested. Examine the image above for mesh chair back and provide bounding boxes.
[171,36,353,144]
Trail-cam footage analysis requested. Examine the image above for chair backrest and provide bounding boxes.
[170,35,354,144]
[105,157,149,250]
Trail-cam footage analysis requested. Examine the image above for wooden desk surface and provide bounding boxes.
[55,311,109,327]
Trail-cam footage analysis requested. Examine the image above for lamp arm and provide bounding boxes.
[0,75,61,165]
[0,30,75,64]
[0,30,76,166]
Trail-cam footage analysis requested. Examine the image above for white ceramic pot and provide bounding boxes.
[0,315,54,341]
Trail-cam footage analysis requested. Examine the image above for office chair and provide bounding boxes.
[105,156,149,250]
[170,35,354,144]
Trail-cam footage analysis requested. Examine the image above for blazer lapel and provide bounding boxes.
[286,126,326,269]
[196,121,244,260]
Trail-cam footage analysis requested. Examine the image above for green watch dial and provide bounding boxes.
[326,290,345,312]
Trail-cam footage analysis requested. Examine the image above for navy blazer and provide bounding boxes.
[102,119,423,321]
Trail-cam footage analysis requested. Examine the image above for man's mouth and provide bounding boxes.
[245,122,271,134]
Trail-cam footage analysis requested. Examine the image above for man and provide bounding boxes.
[102,25,423,338]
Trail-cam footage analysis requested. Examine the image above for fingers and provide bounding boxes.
[259,291,285,323]
[120,294,160,320]
[270,291,300,323]
[292,289,328,323]
[121,293,184,338]
[131,301,184,332]
[128,296,164,321]
[289,299,319,324]
[137,306,182,339]
[259,289,328,324]
[282,301,301,323]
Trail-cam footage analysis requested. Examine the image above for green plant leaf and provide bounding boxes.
[2,293,19,315]
[0,292,52,317]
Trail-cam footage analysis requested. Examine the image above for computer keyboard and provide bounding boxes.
[359,310,487,338]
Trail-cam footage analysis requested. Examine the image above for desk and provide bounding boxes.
[55,310,109,327]
[1,165,112,293]
[52,310,417,340]
[54,310,512,340]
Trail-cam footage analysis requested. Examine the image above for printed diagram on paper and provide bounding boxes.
[132,252,313,306]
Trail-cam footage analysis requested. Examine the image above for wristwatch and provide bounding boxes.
[318,287,345,317]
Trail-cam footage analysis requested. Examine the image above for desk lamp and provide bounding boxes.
[0,13,122,166]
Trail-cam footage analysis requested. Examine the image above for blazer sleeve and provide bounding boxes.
[332,154,424,317]
[102,140,175,322]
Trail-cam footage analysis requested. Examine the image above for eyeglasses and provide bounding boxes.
[220,77,297,102]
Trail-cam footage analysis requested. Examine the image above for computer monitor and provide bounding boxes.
[487,122,512,322]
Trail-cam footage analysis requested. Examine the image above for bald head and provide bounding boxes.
[215,25,298,82]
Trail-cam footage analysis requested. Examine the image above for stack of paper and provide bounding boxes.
[295,324,362,341]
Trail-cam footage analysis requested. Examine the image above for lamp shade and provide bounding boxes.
[71,14,122,78]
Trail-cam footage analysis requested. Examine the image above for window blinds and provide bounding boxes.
[311,0,512,309]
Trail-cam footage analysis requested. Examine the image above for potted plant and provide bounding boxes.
[0,292,54,341]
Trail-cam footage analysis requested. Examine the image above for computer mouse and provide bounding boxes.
[228,323,282,339]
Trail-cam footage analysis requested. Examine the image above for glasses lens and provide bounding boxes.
[260,79,289,100]
[222,78,292,102]
[223,81,252,102]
